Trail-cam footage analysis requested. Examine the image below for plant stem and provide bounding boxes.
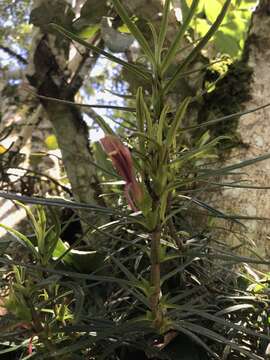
[150,226,163,329]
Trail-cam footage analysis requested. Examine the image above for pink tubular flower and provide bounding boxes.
[100,135,143,211]
[28,335,33,355]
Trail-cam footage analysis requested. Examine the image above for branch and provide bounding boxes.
[0,45,27,65]
[65,32,101,98]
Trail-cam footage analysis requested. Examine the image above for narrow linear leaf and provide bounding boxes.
[171,152,270,192]
[0,344,26,355]
[136,88,153,138]
[215,304,254,316]
[164,0,231,93]
[173,323,219,359]
[157,0,171,62]
[61,282,85,324]
[110,255,138,283]
[0,223,38,257]
[132,132,160,146]
[204,180,270,190]
[108,256,149,306]
[175,58,227,80]
[157,104,170,145]
[50,23,151,81]
[161,258,195,284]
[180,196,244,226]
[0,257,133,285]
[31,92,136,113]
[199,152,270,177]
[169,286,202,304]
[136,87,146,154]
[166,97,191,148]
[186,309,270,342]
[181,321,263,360]
[13,200,39,236]
[111,0,155,64]
[148,22,159,59]
[0,191,126,217]
[182,102,270,131]
[170,135,229,164]
[161,0,199,74]
[87,109,114,134]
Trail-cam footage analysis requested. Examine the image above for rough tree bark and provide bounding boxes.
[209,0,270,260]
[26,0,105,224]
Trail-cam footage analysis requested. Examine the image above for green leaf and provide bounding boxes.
[215,303,254,316]
[136,87,153,139]
[61,281,85,324]
[0,257,134,287]
[110,256,149,306]
[5,290,32,322]
[76,24,99,40]
[157,104,170,145]
[161,258,196,285]
[161,0,199,74]
[172,324,219,359]
[117,24,131,33]
[148,23,159,57]
[181,102,270,131]
[0,225,39,258]
[0,191,128,217]
[53,238,104,272]
[180,321,262,360]
[89,109,115,135]
[53,238,74,264]
[157,0,171,63]
[50,23,151,81]
[207,180,270,190]
[69,250,104,273]
[199,152,270,177]
[204,0,223,23]
[181,196,244,226]
[194,18,211,37]
[214,30,240,57]
[170,135,229,164]
[132,132,160,147]
[44,227,60,263]
[111,0,156,65]
[186,308,270,342]
[29,91,137,112]
[36,206,47,256]
[166,97,191,148]
[110,255,138,283]
[14,202,48,260]
[136,87,146,154]
[0,344,25,356]
[92,142,119,178]
[164,0,231,93]
[14,201,39,235]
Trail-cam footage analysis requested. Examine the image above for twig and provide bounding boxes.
[0,45,27,65]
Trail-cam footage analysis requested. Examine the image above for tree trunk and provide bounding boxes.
[26,1,106,229]
[208,1,270,260]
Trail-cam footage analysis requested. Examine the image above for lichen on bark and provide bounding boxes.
[199,60,253,152]
[204,3,270,262]
[26,0,106,243]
